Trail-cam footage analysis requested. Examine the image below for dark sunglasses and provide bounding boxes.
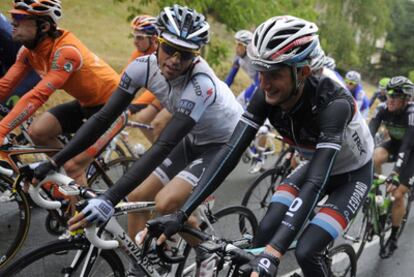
[387,90,408,99]
[158,37,199,61]
[11,13,35,21]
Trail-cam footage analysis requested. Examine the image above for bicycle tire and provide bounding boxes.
[88,156,138,193]
[176,205,258,277]
[342,200,370,259]
[327,243,357,277]
[0,175,31,269]
[241,167,285,222]
[0,237,125,276]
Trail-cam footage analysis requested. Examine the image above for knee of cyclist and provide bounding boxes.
[155,198,180,215]
[27,127,46,144]
[127,189,148,202]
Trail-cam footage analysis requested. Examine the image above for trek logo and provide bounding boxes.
[352,131,366,155]
[177,99,195,116]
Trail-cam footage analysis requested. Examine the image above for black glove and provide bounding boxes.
[146,210,187,239]
[251,252,280,277]
[385,172,400,187]
[33,160,58,182]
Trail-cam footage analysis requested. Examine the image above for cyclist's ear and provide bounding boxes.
[298,65,312,79]
[40,21,51,33]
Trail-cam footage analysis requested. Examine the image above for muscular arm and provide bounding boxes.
[0,46,82,141]
[53,88,134,166]
[269,99,353,252]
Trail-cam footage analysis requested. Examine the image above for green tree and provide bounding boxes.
[377,0,414,78]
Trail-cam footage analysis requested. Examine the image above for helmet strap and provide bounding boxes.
[277,65,303,106]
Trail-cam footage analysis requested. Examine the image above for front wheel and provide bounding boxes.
[0,237,125,276]
[326,243,357,277]
[241,167,285,222]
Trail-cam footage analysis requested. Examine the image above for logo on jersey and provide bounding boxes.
[191,79,202,96]
[351,131,366,155]
[63,61,74,73]
[119,73,132,90]
[177,99,195,116]
[203,88,214,104]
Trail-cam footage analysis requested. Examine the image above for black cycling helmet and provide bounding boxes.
[387,76,414,98]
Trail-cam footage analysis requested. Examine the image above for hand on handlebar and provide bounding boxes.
[250,252,280,277]
[68,197,114,231]
[32,160,59,185]
[385,172,400,192]
[146,210,187,245]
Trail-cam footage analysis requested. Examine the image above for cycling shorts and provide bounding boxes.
[48,100,103,134]
[154,137,224,187]
[379,139,414,187]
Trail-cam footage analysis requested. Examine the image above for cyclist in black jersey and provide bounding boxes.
[145,16,374,277]
[369,76,414,258]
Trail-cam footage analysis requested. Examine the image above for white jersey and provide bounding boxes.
[122,54,243,145]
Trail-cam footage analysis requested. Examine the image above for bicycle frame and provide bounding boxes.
[28,172,217,277]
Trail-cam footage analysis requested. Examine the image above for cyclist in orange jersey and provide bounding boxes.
[0,0,122,185]
[126,15,172,143]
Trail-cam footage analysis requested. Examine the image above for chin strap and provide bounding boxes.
[277,65,304,106]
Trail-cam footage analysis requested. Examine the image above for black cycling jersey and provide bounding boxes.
[369,102,414,174]
[182,75,373,216]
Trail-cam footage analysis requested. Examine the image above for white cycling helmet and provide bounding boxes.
[387,76,414,98]
[157,4,210,50]
[235,30,253,46]
[345,71,361,84]
[323,56,336,70]
[247,15,319,71]
[309,40,326,71]
[10,0,62,25]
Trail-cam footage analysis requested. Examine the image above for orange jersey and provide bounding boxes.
[125,46,161,110]
[0,30,119,140]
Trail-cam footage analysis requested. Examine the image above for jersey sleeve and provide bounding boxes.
[268,99,353,252]
[368,104,385,136]
[394,108,414,174]
[176,73,216,122]
[118,56,149,96]
[0,46,82,141]
[224,57,240,86]
[0,47,32,101]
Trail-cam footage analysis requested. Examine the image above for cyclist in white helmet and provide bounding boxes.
[345,70,370,118]
[225,29,259,109]
[146,15,373,277]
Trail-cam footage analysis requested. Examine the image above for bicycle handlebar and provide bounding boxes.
[28,171,75,210]
[84,221,119,250]
[126,120,153,130]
